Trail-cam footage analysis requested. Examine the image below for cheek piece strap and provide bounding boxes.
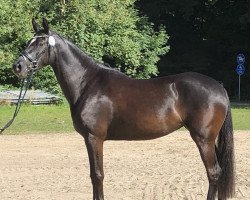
[20,35,55,71]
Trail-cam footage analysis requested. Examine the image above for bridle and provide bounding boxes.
[20,35,50,72]
[20,50,39,70]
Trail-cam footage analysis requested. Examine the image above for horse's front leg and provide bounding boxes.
[85,133,104,200]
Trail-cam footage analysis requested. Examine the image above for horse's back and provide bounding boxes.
[107,71,227,109]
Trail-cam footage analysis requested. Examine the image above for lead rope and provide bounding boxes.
[0,70,34,134]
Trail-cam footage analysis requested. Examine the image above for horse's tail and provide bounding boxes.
[216,103,235,200]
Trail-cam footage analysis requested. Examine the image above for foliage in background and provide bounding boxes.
[0,1,34,88]
[0,0,169,94]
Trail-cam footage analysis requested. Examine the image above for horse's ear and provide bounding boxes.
[32,18,40,33]
[42,18,49,34]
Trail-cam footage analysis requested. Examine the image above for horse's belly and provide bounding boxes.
[106,116,183,140]
[106,129,173,140]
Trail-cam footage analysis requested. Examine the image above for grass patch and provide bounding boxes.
[0,103,74,134]
[231,108,250,130]
[0,104,249,135]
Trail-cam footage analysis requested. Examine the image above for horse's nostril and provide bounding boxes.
[17,64,22,72]
[13,63,22,73]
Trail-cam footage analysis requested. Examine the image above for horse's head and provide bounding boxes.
[13,18,55,79]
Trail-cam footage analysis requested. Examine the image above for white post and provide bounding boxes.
[238,74,241,102]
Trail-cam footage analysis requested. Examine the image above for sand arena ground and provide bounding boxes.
[0,131,249,200]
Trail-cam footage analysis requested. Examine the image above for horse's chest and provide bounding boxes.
[71,95,114,136]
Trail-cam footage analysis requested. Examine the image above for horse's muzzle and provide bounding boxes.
[13,62,22,74]
[12,60,28,79]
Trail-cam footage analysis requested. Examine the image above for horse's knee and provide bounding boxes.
[208,164,222,184]
[90,171,104,184]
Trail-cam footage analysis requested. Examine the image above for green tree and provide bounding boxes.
[0,0,169,93]
[0,0,36,87]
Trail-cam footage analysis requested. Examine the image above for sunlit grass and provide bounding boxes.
[0,103,74,134]
[232,108,250,130]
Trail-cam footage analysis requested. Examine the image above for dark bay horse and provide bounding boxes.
[13,19,235,200]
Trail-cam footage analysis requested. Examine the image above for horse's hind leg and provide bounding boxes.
[190,131,221,200]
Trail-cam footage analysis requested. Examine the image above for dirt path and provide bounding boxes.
[0,131,249,200]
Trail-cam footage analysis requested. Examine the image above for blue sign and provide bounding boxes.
[236,64,245,75]
[237,53,245,64]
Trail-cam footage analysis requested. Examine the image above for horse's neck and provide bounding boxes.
[51,40,99,105]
